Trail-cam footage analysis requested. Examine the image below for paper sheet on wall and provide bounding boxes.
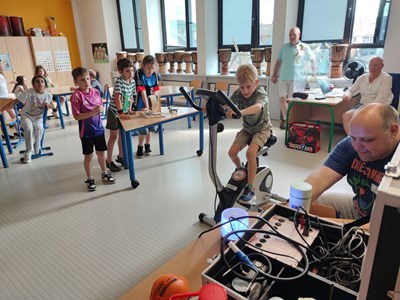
[35,51,55,72]
[55,50,72,72]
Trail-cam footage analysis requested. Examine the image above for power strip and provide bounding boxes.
[246,213,319,268]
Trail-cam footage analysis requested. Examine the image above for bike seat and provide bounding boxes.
[257,132,277,157]
[265,133,277,148]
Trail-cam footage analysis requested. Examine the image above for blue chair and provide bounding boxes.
[389,73,400,110]
[102,85,112,120]
[19,109,53,162]
[7,103,24,149]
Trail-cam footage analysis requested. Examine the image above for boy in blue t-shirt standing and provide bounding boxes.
[106,58,136,170]
[134,55,161,157]
[71,67,115,191]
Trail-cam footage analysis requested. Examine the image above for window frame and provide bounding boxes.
[297,0,391,62]
[160,0,197,52]
[218,0,273,52]
[116,0,143,52]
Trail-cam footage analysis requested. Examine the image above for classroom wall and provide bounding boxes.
[0,0,81,69]
[71,0,119,85]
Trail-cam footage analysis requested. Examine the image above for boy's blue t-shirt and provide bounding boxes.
[134,69,161,110]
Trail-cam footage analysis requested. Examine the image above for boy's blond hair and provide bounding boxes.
[235,64,258,84]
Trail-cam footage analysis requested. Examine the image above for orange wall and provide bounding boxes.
[0,0,81,68]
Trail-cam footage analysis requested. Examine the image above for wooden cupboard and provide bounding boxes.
[0,36,35,92]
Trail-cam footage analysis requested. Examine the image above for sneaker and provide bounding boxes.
[85,178,97,191]
[136,146,144,158]
[238,186,256,205]
[279,120,286,130]
[23,151,33,164]
[115,156,128,168]
[102,172,116,184]
[53,110,59,118]
[144,144,152,156]
[106,161,121,172]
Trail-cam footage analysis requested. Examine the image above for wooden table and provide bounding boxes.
[120,210,363,300]
[119,107,204,188]
[0,97,16,151]
[284,95,359,152]
[46,86,74,129]
[120,224,221,300]
[159,86,194,128]
[0,97,16,167]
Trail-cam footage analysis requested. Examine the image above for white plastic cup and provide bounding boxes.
[220,208,249,241]
[289,182,313,212]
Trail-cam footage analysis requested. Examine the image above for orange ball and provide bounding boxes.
[149,274,189,300]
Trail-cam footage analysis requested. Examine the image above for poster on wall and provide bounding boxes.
[0,54,12,71]
[91,43,109,63]
[55,50,72,72]
[35,51,55,72]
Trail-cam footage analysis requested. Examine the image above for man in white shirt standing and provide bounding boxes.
[342,56,393,135]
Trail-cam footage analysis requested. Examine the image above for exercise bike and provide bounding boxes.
[179,87,286,227]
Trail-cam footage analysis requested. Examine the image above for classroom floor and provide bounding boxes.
[0,111,351,299]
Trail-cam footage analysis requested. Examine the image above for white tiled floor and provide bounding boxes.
[0,112,351,299]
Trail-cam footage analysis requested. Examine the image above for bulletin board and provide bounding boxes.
[30,36,73,87]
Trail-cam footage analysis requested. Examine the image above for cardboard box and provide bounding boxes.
[287,122,321,153]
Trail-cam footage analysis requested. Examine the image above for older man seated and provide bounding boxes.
[341,56,393,135]
[305,103,400,219]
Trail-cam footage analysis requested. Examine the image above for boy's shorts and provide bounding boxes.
[233,128,271,150]
[105,109,120,130]
[81,134,107,155]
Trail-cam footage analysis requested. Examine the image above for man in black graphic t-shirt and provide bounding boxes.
[305,103,399,219]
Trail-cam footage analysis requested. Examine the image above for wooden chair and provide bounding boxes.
[187,79,203,106]
[215,81,230,96]
[310,203,337,218]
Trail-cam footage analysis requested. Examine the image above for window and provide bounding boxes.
[218,0,274,72]
[299,0,391,72]
[116,0,143,52]
[160,0,197,51]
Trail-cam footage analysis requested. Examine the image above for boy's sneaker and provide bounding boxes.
[102,172,116,184]
[85,178,97,191]
[136,146,144,158]
[238,186,256,205]
[23,151,33,164]
[144,144,152,156]
[106,161,121,172]
[115,156,128,168]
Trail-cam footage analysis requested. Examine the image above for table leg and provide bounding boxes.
[284,102,294,145]
[123,128,139,188]
[120,126,129,169]
[55,95,65,129]
[158,124,164,155]
[1,114,13,154]
[0,135,9,168]
[64,97,70,116]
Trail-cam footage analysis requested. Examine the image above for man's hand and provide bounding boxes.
[271,75,278,84]
[140,107,149,112]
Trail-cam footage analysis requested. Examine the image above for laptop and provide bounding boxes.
[316,79,344,98]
